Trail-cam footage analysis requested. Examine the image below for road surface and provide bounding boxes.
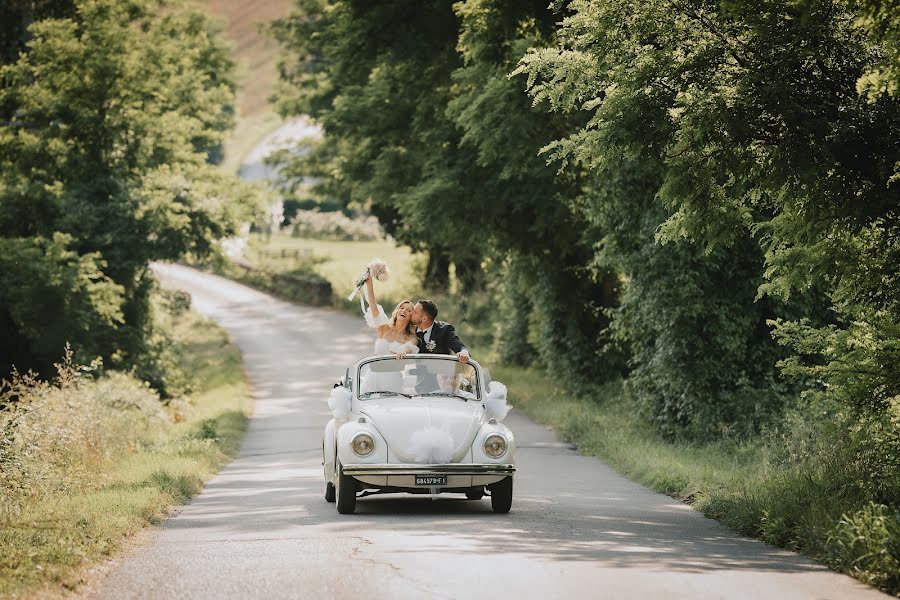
[88,264,886,599]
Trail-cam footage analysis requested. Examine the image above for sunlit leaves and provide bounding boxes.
[0,0,257,377]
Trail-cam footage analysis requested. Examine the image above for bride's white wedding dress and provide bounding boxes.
[360,304,418,394]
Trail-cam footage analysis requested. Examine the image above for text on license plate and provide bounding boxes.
[415,475,447,486]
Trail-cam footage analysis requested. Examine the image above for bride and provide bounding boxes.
[363,272,419,357]
[359,273,418,394]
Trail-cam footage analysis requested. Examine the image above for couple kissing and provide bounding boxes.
[362,269,470,363]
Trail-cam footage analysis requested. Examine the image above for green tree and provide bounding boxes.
[0,0,261,381]
[273,0,627,379]
[518,0,900,448]
[0,234,123,374]
[272,0,477,286]
[449,0,626,378]
[0,1,75,68]
[852,0,900,99]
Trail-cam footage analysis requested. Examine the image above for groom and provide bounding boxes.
[410,300,470,363]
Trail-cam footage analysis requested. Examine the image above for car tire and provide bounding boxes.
[336,463,357,514]
[323,441,336,502]
[489,477,513,513]
[465,487,484,500]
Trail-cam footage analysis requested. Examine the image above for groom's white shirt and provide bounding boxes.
[417,324,434,343]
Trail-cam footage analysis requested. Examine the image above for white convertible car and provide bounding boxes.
[323,354,516,514]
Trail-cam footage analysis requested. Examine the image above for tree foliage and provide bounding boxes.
[272,0,627,379]
[275,0,899,453]
[517,0,899,439]
[0,0,264,381]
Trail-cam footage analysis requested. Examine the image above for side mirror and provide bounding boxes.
[334,367,353,389]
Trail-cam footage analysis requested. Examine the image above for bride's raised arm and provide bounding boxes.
[364,272,390,330]
[365,272,379,318]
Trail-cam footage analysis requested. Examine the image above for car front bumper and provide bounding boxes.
[342,463,515,488]
[342,463,515,476]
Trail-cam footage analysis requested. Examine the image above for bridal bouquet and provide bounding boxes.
[348,258,390,304]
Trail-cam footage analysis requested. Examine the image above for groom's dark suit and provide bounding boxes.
[414,321,468,394]
[416,321,467,355]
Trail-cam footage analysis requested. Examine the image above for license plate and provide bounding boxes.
[415,475,447,486]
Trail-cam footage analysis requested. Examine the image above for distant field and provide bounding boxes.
[246,233,424,306]
[194,0,294,170]
[237,233,497,352]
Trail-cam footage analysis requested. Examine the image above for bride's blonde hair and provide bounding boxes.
[390,300,418,341]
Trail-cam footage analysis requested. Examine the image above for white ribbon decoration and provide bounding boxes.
[348,269,369,314]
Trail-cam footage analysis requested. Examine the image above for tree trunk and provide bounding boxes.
[424,248,450,289]
[454,255,484,292]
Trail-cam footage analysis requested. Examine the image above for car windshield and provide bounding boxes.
[358,356,480,400]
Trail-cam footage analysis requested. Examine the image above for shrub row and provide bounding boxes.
[290,210,384,242]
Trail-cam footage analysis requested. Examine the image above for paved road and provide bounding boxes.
[88,264,886,599]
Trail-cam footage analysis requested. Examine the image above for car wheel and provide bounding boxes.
[323,442,336,502]
[336,463,357,514]
[465,487,484,500]
[489,477,513,513]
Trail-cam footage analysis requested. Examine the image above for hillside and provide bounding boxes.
[195,0,294,170]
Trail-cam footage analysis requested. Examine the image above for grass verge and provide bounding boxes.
[496,364,900,595]
[0,310,252,598]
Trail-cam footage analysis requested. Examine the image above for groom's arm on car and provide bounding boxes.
[445,324,470,363]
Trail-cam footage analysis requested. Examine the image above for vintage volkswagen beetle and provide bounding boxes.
[323,354,516,514]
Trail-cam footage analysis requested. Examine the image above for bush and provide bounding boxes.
[281,198,345,224]
[0,356,166,518]
[0,309,251,596]
[290,210,384,241]
[0,234,124,379]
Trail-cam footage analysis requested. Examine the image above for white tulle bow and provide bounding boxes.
[484,381,512,421]
[408,427,455,463]
[328,386,352,419]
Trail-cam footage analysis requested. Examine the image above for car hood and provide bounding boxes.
[360,396,483,463]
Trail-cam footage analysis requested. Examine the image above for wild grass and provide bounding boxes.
[496,364,900,595]
[235,232,504,352]
[0,310,251,598]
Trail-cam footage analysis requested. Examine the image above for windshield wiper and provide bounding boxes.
[415,392,475,401]
[359,390,413,399]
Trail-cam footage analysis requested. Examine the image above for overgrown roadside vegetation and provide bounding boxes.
[0,297,252,598]
[497,365,900,594]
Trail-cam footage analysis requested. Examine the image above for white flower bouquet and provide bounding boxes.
[348,258,390,304]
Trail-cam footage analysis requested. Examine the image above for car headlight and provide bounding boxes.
[483,434,507,458]
[351,433,375,456]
